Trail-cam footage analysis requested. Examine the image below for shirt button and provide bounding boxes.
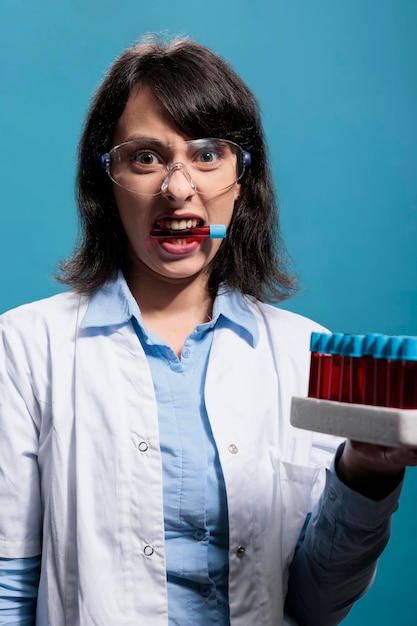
[182,347,191,359]
[236,545,246,558]
[194,530,205,541]
[200,585,211,598]
[143,545,154,556]
[138,441,149,452]
[228,443,239,454]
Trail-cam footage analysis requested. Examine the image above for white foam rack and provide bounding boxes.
[290,397,417,447]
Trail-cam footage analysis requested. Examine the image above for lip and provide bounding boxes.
[158,239,202,255]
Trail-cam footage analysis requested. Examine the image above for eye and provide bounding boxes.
[194,145,226,168]
[198,150,218,163]
[131,151,161,166]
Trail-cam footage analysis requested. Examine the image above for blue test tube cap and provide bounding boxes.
[310,331,323,351]
[209,224,227,238]
[400,336,417,361]
[372,334,388,359]
[319,333,333,353]
[340,334,352,356]
[384,336,402,360]
[310,332,332,353]
[347,334,365,357]
[339,333,364,357]
[363,333,378,355]
[329,333,345,355]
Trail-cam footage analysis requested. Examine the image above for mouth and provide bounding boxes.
[151,216,205,243]
[149,216,226,248]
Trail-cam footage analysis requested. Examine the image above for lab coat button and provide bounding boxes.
[200,585,211,597]
[143,545,154,556]
[228,443,238,454]
[138,441,149,452]
[236,545,246,558]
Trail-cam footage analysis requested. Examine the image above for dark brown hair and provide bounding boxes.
[58,36,297,302]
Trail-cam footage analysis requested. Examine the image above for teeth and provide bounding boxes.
[157,218,200,230]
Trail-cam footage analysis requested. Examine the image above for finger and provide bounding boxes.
[383,446,417,468]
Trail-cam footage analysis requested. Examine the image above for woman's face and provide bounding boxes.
[111,84,240,285]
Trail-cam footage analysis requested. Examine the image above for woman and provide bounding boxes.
[0,36,415,626]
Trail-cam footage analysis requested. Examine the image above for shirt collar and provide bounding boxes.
[81,272,258,347]
[213,286,259,347]
[80,273,140,328]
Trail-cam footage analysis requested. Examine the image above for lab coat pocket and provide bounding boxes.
[278,460,320,566]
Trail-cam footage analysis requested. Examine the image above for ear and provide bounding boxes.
[234,183,241,201]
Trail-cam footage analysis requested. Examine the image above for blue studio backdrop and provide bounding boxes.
[1,1,416,623]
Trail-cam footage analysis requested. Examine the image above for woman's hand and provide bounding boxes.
[336,440,417,500]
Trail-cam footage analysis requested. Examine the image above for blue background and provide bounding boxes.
[1,1,416,623]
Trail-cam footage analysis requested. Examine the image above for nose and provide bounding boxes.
[160,162,197,200]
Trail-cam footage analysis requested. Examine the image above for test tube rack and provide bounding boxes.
[290,332,417,447]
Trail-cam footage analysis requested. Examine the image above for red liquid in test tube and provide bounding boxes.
[362,334,378,405]
[386,337,402,408]
[338,335,365,404]
[308,333,333,400]
[319,335,332,400]
[339,335,351,403]
[373,335,389,407]
[400,337,417,409]
[349,335,365,404]
[329,334,345,401]
[401,362,417,408]
[319,351,332,400]
[150,224,226,239]
[308,333,322,398]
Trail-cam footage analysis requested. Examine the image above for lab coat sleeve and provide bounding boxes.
[0,318,43,559]
[285,445,402,625]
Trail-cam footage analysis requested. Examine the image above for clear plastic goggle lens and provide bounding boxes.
[100,138,251,196]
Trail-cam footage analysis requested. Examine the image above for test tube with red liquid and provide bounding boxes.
[307,332,417,409]
[399,337,417,409]
[308,333,332,400]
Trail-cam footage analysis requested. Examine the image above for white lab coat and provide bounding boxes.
[0,290,340,625]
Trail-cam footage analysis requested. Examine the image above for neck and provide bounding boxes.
[125,267,214,356]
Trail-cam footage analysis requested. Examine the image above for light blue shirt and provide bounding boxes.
[81,273,258,624]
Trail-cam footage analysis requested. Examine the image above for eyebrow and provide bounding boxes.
[116,137,214,147]
[118,136,167,146]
